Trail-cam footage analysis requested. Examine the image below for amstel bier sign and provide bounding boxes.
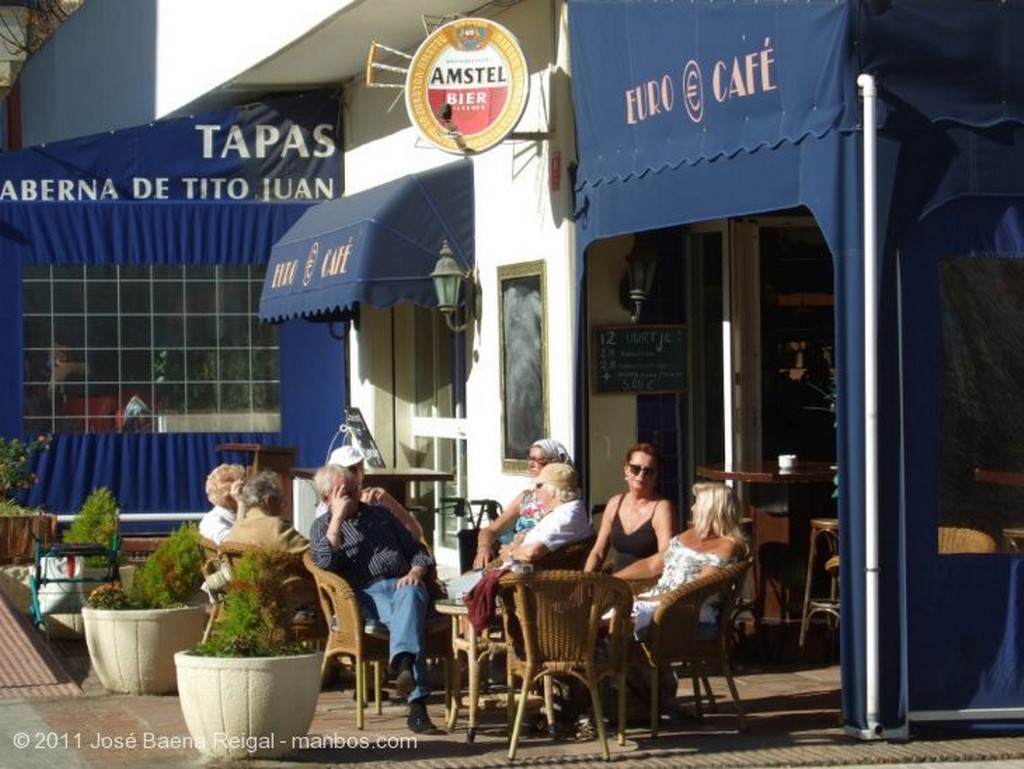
[406,18,529,154]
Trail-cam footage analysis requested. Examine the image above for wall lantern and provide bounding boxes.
[430,240,473,333]
[624,239,659,323]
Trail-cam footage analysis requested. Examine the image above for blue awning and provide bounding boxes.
[258,161,475,322]
[567,0,1024,737]
[568,0,1024,253]
[0,91,338,265]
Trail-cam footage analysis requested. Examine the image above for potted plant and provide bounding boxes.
[174,548,322,760]
[81,523,207,695]
[62,486,120,564]
[0,434,56,564]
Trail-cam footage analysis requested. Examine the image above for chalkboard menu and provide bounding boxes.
[343,407,386,468]
[592,325,687,394]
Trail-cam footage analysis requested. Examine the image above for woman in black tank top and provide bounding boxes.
[584,442,677,572]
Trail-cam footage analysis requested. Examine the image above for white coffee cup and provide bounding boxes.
[778,454,797,470]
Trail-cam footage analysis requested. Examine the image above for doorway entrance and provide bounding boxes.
[674,215,836,478]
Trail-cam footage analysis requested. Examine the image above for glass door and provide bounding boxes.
[409,305,467,569]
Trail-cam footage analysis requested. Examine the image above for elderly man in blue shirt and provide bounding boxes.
[309,459,440,735]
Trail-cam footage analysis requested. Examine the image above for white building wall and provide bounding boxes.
[153,0,352,118]
[343,0,577,517]
[17,0,349,145]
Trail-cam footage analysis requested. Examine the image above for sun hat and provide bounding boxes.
[328,444,365,468]
[535,462,578,493]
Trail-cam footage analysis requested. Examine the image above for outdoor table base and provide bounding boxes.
[434,597,504,742]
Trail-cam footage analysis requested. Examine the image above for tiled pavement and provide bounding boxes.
[2,637,1024,769]
[1,580,1022,769]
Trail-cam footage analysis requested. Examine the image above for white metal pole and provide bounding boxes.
[857,72,882,738]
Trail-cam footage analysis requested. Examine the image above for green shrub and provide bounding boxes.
[128,524,204,609]
[63,487,120,567]
[86,582,133,610]
[193,549,306,658]
[85,525,205,610]
[0,434,49,505]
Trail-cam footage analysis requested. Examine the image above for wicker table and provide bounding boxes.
[434,597,505,742]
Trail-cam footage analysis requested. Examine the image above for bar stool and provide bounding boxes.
[798,517,839,650]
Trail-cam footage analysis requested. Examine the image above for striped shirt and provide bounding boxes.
[309,502,433,589]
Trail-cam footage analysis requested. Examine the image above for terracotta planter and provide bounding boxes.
[82,605,206,694]
[0,513,57,564]
[175,650,322,759]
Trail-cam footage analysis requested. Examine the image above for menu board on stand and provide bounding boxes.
[343,407,386,468]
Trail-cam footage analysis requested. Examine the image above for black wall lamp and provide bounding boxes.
[624,238,659,323]
[430,240,474,333]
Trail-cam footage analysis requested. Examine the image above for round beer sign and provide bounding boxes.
[406,18,529,154]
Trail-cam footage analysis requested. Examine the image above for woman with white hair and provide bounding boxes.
[471,437,573,569]
[199,463,245,544]
[496,462,592,565]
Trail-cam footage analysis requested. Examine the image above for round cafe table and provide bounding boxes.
[434,597,505,742]
[696,460,836,659]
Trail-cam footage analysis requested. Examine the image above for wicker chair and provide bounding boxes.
[496,569,634,761]
[447,531,597,740]
[937,526,997,554]
[200,540,325,647]
[626,559,751,737]
[198,536,219,563]
[486,531,597,571]
[301,551,452,729]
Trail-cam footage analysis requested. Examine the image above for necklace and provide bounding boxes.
[623,496,649,533]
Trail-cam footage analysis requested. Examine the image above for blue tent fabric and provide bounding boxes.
[20,431,275,515]
[567,0,1024,734]
[900,197,1024,714]
[259,160,475,322]
[0,92,346,512]
[569,0,857,189]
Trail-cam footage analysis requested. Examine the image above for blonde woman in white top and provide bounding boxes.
[616,481,747,639]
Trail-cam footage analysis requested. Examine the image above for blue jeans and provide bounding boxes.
[359,577,431,702]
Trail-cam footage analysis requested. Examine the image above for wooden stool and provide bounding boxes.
[798,518,839,650]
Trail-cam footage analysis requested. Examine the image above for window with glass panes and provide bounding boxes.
[22,264,279,434]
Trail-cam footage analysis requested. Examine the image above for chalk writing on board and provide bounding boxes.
[593,325,687,394]
[343,407,386,468]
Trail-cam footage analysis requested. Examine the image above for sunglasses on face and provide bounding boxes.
[627,463,656,478]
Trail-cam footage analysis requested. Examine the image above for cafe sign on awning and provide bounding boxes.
[406,18,529,155]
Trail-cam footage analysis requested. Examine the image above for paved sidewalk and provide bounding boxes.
[1,641,1024,769]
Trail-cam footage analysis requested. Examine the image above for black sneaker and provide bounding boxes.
[407,698,443,735]
[390,652,416,698]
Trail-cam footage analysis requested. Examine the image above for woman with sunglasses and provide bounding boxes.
[471,438,572,569]
[584,442,676,572]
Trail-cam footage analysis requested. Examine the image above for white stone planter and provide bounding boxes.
[174,650,322,760]
[82,605,206,694]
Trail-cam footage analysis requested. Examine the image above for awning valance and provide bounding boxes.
[567,0,1024,252]
[258,160,475,322]
[0,91,339,265]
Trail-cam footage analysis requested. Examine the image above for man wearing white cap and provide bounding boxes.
[309,455,441,734]
[321,445,424,541]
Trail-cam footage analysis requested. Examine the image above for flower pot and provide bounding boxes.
[82,605,206,694]
[174,650,322,759]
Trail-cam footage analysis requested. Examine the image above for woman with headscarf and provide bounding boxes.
[470,437,573,569]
